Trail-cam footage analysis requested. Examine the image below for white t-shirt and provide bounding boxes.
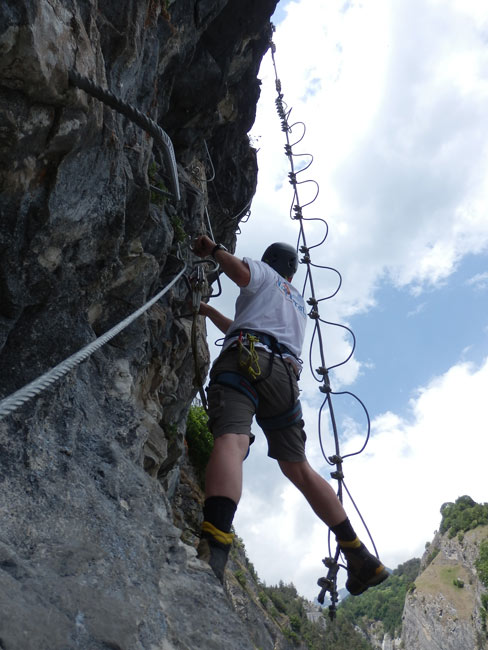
[222,258,307,359]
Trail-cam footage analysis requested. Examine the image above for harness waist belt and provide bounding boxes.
[225,329,297,359]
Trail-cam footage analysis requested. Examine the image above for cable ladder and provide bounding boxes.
[269,28,378,618]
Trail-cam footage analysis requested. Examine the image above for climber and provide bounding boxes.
[192,235,388,595]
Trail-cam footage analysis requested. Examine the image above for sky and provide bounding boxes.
[205,0,488,602]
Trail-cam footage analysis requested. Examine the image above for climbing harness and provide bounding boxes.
[210,329,303,432]
[229,329,299,360]
[256,400,302,432]
[269,27,378,619]
[0,249,187,421]
[210,363,302,434]
[211,372,258,409]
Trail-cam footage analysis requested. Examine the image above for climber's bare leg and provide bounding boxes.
[279,459,347,527]
[205,433,250,505]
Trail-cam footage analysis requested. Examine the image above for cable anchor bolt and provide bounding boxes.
[322,556,338,570]
[330,470,344,481]
[317,368,331,393]
[328,454,342,465]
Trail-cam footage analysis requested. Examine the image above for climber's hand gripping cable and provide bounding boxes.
[192,235,250,288]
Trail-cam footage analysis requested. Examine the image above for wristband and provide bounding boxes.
[211,243,228,258]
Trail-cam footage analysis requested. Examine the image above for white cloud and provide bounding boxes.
[332,0,488,291]
[466,271,488,290]
[249,0,488,320]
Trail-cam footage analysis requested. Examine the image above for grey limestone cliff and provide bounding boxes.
[0,1,288,648]
[402,526,488,650]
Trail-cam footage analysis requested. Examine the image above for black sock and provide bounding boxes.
[203,496,237,533]
[330,518,362,549]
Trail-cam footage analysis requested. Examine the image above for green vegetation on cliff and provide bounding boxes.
[475,538,488,631]
[230,536,374,650]
[476,539,488,586]
[255,580,373,650]
[440,495,488,538]
[185,405,213,486]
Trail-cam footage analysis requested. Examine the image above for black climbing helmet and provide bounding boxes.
[261,242,298,279]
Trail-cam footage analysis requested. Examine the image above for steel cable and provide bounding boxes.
[0,262,187,420]
[69,71,180,202]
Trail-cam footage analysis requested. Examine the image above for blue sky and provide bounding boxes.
[349,252,488,418]
[205,0,488,600]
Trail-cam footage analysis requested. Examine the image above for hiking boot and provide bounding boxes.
[197,522,233,583]
[343,544,389,596]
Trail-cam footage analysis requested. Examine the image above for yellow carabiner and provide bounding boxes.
[238,334,261,379]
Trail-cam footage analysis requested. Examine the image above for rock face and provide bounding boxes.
[361,623,401,650]
[402,526,488,650]
[0,1,279,648]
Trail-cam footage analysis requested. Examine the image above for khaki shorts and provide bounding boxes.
[207,346,307,463]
